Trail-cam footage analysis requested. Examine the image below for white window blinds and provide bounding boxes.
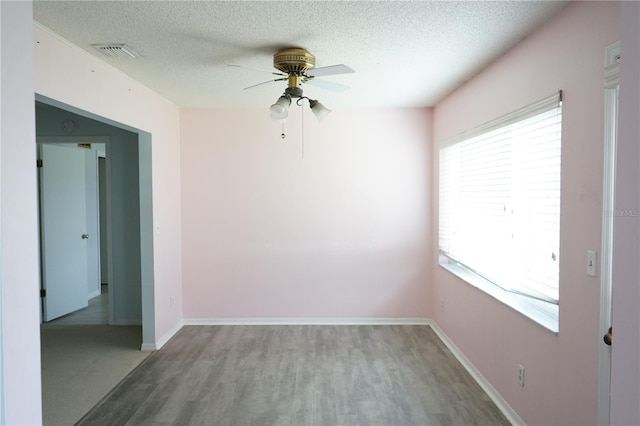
[439,92,562,305]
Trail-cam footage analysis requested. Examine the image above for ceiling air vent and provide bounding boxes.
[92,44,139,59]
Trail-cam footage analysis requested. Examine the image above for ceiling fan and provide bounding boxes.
[230,48,355,121]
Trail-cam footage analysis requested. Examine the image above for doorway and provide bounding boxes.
[37,138,109,324]
[35,97,155,343]
[35,98,156,424]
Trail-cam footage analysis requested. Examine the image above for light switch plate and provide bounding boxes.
[587,250,597,277]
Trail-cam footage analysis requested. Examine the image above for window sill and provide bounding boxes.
[439,255,559,333]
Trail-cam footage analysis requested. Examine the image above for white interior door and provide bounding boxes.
[40,144,89,321]
[597,41,620,426]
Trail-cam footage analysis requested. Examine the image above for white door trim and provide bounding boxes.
[597,41,620,426]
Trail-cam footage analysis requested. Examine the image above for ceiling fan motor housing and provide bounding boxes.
[274,48,316,74]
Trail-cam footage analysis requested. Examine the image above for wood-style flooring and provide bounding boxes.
[78,325,510,426]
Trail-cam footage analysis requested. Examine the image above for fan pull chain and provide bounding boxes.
[301,103,305,159]
[281,120,286,139]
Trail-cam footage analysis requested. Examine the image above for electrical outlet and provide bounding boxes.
[518,365,525,387]
[170,296,175,308]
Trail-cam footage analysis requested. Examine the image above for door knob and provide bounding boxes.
[603,326,612,346]
[81,234,90,239]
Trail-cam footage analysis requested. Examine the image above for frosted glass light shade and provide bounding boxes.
[309,99,331,121]
[270,96,290,120]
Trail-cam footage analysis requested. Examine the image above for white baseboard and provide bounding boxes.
[88,289,101,299]
[140,342,157,351]
[142,319,185,351]
[429,323,525,426]
[183,317,432,326]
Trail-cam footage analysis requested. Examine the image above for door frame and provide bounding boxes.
[37,136,110,322]
[597,41,620,426]
[36,93,156,349]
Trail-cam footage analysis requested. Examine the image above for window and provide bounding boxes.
[439,92,562,331]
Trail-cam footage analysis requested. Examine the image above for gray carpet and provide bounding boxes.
[48,291,109,325]
[40,325,150,426]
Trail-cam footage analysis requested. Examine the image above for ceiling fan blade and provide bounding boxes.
[228,64,285,76]
[242,77,287,90]
[306,78,350,93]
[306,64,355,77]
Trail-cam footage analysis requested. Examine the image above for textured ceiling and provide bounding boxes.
[33,1,568,109]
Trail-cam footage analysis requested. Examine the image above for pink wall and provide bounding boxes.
[432,2,620,425]
[181,107,431,319]
[33,25,184,345]
[610,2,640,424]
[1,2,43,424]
